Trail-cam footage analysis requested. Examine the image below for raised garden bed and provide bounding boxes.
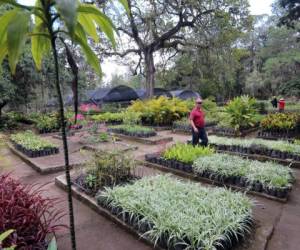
[172,119,216,134]
[10,131,59,158]
[211,126,258,137]
[107,125,157,138]
[144,153,292,202]
[97,175,253,250]
[209,136,300,162]
[257,130,298,141]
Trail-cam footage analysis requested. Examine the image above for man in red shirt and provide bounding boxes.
[189,97,208,146]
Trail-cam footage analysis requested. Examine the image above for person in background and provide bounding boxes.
[189,97,208,146]
[271,96,278,108]
[278,98,285,112]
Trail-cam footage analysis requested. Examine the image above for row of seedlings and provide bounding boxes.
[107,125,157,138]
[209,136,300,161]
[146,143,294,199]
[10,131,59,158]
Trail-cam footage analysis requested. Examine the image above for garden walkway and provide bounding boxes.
[1,131,300,250]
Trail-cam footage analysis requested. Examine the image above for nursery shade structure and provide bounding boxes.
[137,88,172,99]
[171,90,200,100]
[90,85,139,104]
[65,90,95,106]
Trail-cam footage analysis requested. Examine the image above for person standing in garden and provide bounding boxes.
[278,98,285,112]
[190,97,208,146]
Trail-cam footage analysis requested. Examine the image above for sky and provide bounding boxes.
[18,0,274,82]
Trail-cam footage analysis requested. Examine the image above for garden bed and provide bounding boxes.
[257,130,298,141]
[209,136,300,163]
[8,142,87,174]
[107,125,157,138]
[144,154,291,202]
[10,131,59,158]
[172,119,216,134]
[57,173,254,250]
[211,126,259,137]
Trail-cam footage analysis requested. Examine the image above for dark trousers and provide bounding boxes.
[192,127,208,146]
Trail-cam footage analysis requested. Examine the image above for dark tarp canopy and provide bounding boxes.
[91,85,139,104]
[136,88,172,99]
[171,90,200,100]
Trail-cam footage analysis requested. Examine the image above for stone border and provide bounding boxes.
[139,159,289,203]
[108,133,173,145]
[8,143,83,174]
[55,174,163,250]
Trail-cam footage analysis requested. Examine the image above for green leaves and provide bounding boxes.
[0,229,15,250]
[56,0,78,37]
[77,3,116,48]
[74,34,101,76]
[7,11,30,73]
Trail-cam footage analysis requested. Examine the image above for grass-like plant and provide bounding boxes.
[163,143,214,164]
[10,131,57,151]
[193,154,294,189]
[91,112,125,123]
[0,174,65,248]
[108,124,156,137]
[209,135,300,155]
[97,175,253,249]
[77,151,137,193]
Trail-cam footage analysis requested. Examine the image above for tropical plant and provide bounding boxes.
[193,154,294,189]
[224,95,258,131]
[0,174,65,249]
[79,103,100,115]
[108,124,156,136]
[260,113,299,132]
[0,1,127,249]
[97,175,253,249]
[163,143,214,164]
[128,96,189,126]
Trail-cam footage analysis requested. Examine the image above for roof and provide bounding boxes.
[171,90,200,100]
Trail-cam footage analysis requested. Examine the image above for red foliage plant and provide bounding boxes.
[0,174,66,249]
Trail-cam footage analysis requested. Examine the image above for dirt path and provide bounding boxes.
[1,131,300,250]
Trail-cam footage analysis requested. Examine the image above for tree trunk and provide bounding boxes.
[0,102,7,120]
[144,49,155,98]
[51,38,77,250]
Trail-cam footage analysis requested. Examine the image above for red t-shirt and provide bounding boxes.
[279,100,285,110]
[189,107,205,128]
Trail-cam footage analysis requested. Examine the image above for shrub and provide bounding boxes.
[0,174,65,248]
[128,96,189,126]
[163,143,214,164]
[91,112,125,123]
[260,113,299,132]
[80,151,137,193]
[33,114,60,132]
[79,104,101,114]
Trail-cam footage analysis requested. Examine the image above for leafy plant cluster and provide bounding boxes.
[79,104,101,115]
[91,112,125,124]
[107,124,156,138]
[193,154,294,191]
[75,151,137,195]
[221,96,259,131]
[97,175,253,250]
[0,174,65,249]
[209,135,300,158]
[11,131,58,152]
[260,113,300,132]
[33,113,60,133]
[163,143,214,164]
[127,96,189,126]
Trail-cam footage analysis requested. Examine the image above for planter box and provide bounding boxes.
[107,131,173,145]
[11,141,59,158]
[210,143,300,168]
[143,154,291,202]
[211,126,259,137]
[257,130,299,141]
